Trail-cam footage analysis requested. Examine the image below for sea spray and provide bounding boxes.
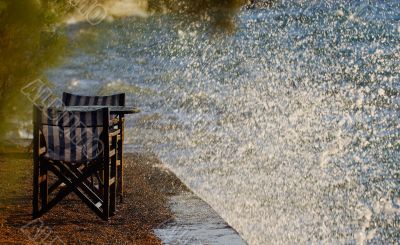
[49,1,400,243]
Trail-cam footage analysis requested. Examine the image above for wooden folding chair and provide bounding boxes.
[62,92,126,202]
[32,106,119,221]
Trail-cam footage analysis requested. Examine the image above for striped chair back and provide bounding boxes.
[34,106,109,163]
[62,92,125,107]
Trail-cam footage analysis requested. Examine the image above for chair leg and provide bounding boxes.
[110,136,117,215]
[40,164,48,212]
[117,116,125,203]
[99,169,104,199]
[103,162,110,221]
[109,167,117,216]
[44,162,105,219]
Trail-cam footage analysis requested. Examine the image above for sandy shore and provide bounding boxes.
[0,152,188,244]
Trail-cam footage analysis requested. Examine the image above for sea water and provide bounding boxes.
[48,1,399,244]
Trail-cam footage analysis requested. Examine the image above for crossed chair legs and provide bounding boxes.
[33,133,119,221]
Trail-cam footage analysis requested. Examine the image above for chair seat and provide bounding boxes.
[40,134,103,163]
[41,155,96,165]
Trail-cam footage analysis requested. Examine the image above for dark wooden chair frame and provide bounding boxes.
[32,106,119,221]
[62,92,126,202]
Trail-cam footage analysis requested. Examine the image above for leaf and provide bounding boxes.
[0,1,7,14]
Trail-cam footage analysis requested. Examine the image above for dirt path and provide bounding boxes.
[0,152,186,244]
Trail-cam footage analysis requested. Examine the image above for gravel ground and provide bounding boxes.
[0,152,187,244]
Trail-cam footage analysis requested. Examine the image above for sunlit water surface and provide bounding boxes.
[48,1,399,244]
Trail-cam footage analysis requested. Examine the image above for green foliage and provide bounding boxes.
[0,0,70,145]
[0,1,7,14]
